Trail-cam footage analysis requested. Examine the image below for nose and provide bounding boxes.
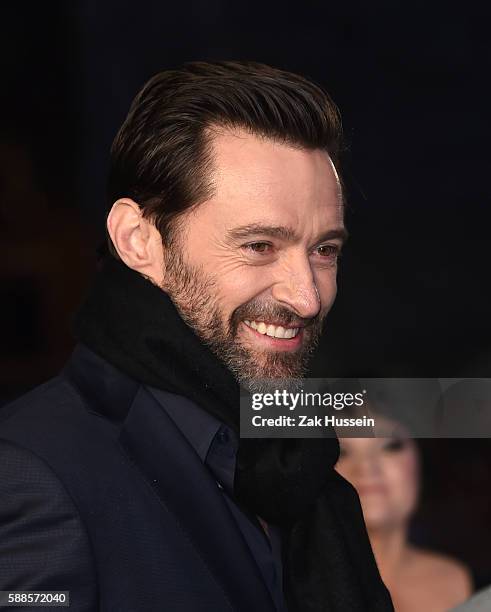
[271,254,321,320]
[352,454,382,480]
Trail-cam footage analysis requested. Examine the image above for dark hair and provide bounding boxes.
[107,60,343,254]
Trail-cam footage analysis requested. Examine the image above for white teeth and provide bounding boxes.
[244,320,300,339]
[257,322,267,334]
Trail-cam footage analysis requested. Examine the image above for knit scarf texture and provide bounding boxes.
[74,257,393,612]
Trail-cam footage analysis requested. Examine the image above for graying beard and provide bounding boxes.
[161,241,322,390]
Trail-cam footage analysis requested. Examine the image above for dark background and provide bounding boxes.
[2,0,490,590]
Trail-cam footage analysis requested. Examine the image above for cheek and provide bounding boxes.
[316,271,338,313]
[213,267,272,318]
[383,451,419,512]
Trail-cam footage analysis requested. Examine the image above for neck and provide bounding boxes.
[367,523,408,586]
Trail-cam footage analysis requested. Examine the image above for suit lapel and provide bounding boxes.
[119,386,276,612]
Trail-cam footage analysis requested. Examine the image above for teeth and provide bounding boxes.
[244,320,300,339]
[257,322,267,334]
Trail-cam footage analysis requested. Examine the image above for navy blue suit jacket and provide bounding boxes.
[0,345,278,611]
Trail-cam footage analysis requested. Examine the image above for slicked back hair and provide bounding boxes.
[107,61,344,254]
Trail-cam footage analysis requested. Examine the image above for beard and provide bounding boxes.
[161,238,326,393]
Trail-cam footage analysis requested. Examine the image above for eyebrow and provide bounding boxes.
[226,223,349,245]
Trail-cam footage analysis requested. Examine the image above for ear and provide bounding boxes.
[107,198,164,284]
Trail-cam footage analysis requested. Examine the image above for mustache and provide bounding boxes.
[230,299,320,335]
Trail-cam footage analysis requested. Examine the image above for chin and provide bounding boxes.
[364,516,392,532]
[241,375,304,394]
[360,504,394,531]
[362,506,411,533]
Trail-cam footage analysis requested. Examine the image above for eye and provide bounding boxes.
[314,244,340,259]
[381,438,407,453]
[243,242,273,254]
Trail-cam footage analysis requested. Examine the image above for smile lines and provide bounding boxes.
[244,320,300,339]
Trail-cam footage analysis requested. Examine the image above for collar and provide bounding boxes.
[147,385,239,495]
[146,386,222,462]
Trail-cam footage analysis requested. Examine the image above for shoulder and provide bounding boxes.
[0,373,118,450]
[0,371,127,502]
[407,546,473,604]
[1,375,87,428]
[0,344,139,437]
[411,547,472,584]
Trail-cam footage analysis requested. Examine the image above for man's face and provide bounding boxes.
[161,129,345,390]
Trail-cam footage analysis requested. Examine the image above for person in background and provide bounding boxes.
[335,415,473,611]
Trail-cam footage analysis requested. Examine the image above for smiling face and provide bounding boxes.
[160,128,345,390]
[335,418,420,533]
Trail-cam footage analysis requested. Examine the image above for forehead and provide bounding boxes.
[205,128,343,227]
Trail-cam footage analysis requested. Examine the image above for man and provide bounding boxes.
[0,62,393,611]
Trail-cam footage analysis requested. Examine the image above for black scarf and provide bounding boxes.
[74,257,393,612]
